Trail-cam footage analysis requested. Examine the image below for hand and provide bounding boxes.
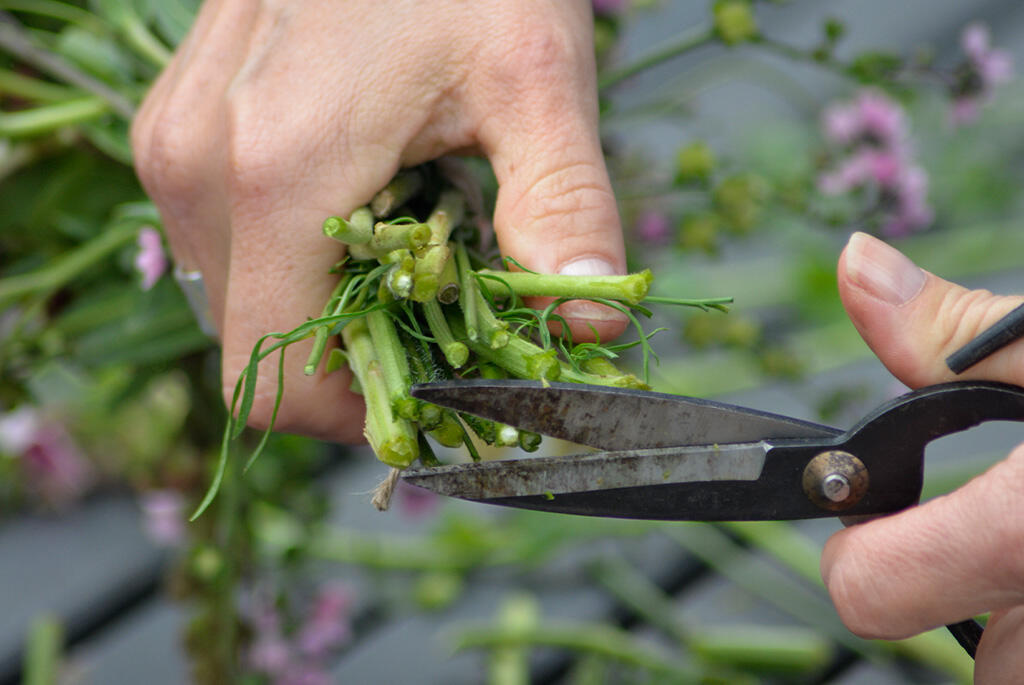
[131,0,626,443]
[823,231,1024,681]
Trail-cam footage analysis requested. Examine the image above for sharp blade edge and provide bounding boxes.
[411,380,840,450]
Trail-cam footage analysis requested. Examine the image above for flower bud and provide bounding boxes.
[675,141,715,184]
[713,0,758,45]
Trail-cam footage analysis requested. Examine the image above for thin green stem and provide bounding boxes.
[477,269,652,305]
[22,615,62,685]
[423,300,468,368]
[599,25,715,91]
[453,622,701,680]
[455,243,478,341]
[342,316,418,467]
[0,1,107,33]
[366,308,418,419]
[0,221,136,307]
[0,96,109,137]
[0,67,76,101]
[0,12,136,118]
[116,12,172,67]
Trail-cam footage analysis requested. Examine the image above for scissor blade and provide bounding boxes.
[402,443,806,521]
[411,380,840,450]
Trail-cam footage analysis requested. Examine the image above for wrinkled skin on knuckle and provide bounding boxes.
[471,5,593,114]
[131,99,214,212]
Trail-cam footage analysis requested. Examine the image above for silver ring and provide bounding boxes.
[173,265,217,338]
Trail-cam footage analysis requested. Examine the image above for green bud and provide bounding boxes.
[823,17,844,43]
[721,318,761,349]
[713,0,758,45]
[413,571,463,611]
[712,174,767,234]
[678,212,719,254]
[675,141,715,184]
[683,315,722,349]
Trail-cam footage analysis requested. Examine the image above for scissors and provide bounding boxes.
[403,303,1024,658]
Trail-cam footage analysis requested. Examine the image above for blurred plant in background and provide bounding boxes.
[0,1,1019,683]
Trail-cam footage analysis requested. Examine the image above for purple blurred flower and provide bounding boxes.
[819,90,933,237]
[139,489,186,546]
[396,479,439,519]
[592,0,629,17]
[244,581,354,684]
[296,582,354,656]
[883,166,934,237]
[633,210,672,245]
[818,149,903,195]
[951,23,1013,126]
[0,407,93,507]
[134,226,167,290]
[822,91,906,149]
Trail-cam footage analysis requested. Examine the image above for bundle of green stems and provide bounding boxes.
[200,165,729,517]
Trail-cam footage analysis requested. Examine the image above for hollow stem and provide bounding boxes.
[341,316,418,467]
[371,169,423,218]
[477,269,653,305]
[455,242,478,341]
[423,300,468,369]
[366,308,418,420]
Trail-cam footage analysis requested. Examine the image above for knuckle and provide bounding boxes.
[223,85,297,202]
[130,104,211,203]
[481,16,584,96]
[511,161,614,226]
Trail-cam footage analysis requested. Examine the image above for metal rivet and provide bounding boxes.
[822,473,851,502]
[802,451,869,511]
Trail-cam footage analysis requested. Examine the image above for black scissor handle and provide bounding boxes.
[843,380,1024,660]
[844,380,1024,455]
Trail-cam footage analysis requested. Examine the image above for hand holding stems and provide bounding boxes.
[130,0,626,444]
[824,232,1024,682]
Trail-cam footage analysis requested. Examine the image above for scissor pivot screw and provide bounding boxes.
[803,451,868,511]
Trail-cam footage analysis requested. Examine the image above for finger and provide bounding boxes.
[820,442,1024,639]
[221,199,367,444]
[976,605,1024,684]
[837,231,1024,388]
[131,0,261,328]
[474,7,627,342]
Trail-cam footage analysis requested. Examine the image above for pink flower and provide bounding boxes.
[822,91,906,149]
[134,226,167,290]
[818,93,933,237]
[951,23,1013,126]
[634,210,672,244]
[962,24,1013,84]
[818,149,905,195]
[139,489,186,546]
[244,582,354,684]
[297,582,354,657]
[1,407,94,507]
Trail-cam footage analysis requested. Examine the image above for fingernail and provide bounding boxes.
[845,232,926,306]
[558,256,619,277]
[557,257,627,323]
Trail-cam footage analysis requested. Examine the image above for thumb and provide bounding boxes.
[838,231,1024,388]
